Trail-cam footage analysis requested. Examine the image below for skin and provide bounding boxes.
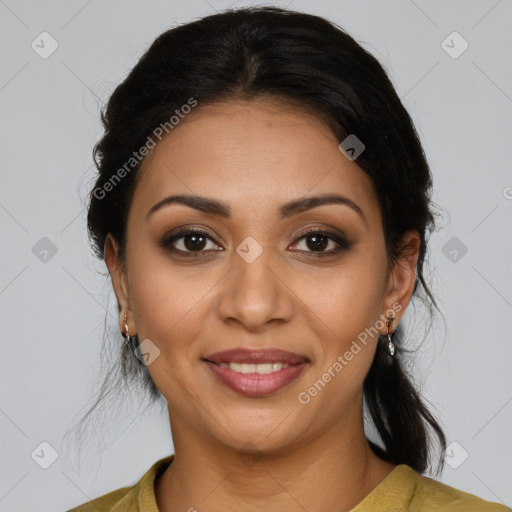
[105,98,420,511]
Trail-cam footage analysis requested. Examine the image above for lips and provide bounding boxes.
[204,348,308,365]
[203,348,309,397]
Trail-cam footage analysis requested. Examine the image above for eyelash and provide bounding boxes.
[160,227,351,258]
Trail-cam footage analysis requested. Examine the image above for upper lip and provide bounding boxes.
[204,348,309,365]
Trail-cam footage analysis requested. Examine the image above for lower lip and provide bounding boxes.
[204,361,308,397]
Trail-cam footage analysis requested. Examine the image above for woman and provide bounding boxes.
[67,6,510,511]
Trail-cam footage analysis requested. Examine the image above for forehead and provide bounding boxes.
[131,99,379,224]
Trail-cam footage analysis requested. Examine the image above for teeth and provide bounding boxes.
[219,362,289,374]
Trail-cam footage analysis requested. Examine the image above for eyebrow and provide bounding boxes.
[146,193,367,224]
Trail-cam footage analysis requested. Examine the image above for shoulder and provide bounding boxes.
[353,464,510,511]
[66,486,134,512]
[407,466,510,511]
[66,454,174,512]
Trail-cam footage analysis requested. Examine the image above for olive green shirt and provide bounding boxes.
[67,454,510,511]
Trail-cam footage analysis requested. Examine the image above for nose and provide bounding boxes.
[216,244,294,332]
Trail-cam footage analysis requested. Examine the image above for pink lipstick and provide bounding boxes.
[203,348,308,397]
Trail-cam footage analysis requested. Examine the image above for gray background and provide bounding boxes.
[1,0,511,510]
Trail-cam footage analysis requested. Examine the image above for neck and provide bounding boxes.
[155,407,396,512]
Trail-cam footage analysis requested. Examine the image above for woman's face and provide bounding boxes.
[107,98,418,455]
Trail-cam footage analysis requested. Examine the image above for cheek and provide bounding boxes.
[126,253,213,406]
[299,277,383,412]
[125,243,208,355]
[291,256,387,400]
[295,258,386,344]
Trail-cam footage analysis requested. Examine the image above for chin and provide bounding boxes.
[211,411,305,455]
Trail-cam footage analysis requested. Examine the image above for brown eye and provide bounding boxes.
[181,233,208,251]
[290,229,350,256]
[160,229,222,255]
[304,233,330,251]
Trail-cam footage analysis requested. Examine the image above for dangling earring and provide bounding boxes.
[123,314,141,361]
[386,315,396,357]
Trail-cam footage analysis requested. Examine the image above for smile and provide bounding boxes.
[219,362,289,374]
[203,348,309,397]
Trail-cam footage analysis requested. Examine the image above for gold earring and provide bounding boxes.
[122,314,144,367]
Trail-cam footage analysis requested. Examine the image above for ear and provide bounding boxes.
[104,233,133,334]
[381,230,421,331]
